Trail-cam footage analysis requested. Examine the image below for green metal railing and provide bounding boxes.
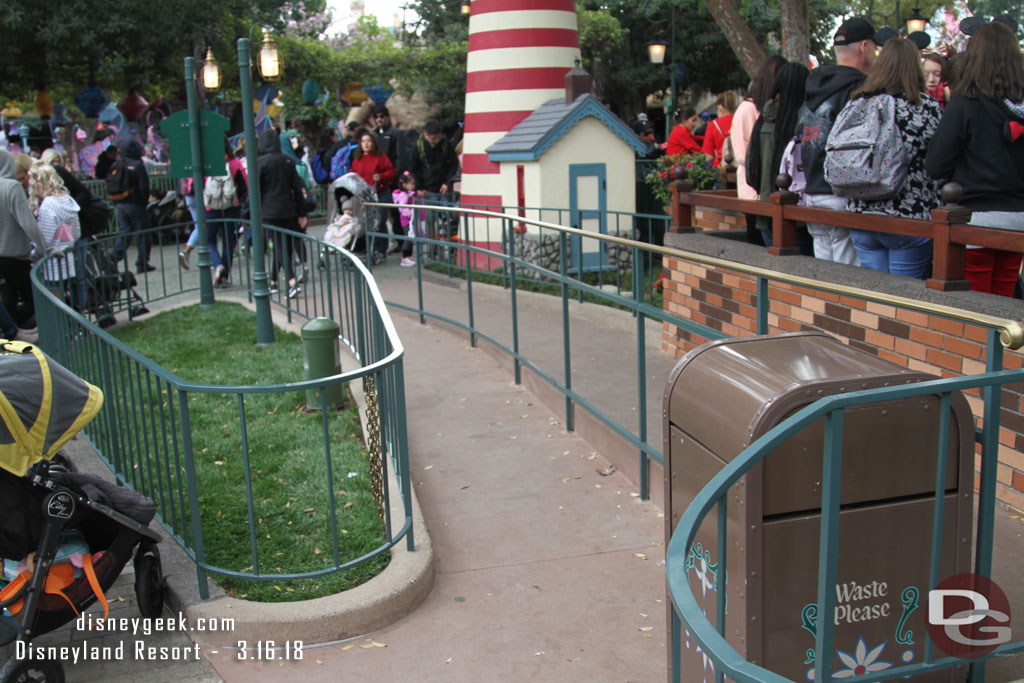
[365,201,1024,681]
[371,202,678,500]
[30,221,412,598]
[79,177,327,237]
[668,366,1024,683]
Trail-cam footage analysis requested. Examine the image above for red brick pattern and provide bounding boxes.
[695,208,746,233]
[662,256,1024,513]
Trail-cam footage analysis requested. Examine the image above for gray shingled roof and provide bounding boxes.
[486,94,646,160]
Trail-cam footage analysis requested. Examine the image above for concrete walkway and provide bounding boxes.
[11,240,1024,682]
[204,282,669,681]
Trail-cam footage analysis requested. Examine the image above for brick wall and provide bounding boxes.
[694,208,746,233]
[661,255,1024,513]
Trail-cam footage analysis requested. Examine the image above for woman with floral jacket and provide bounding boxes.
[847,38,943,280]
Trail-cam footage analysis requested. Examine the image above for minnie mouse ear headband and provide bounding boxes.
[959,15,1018,36]
[959,17,986,35]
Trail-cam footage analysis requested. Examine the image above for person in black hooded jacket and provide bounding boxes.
[257,128,308,297]
[926,21,1024,297]
[796,18,876,265]
[110,139,153,273]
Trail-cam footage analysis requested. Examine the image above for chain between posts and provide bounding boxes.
[364,376,386,525]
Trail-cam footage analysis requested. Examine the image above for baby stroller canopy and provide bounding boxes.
[0,341,103,476]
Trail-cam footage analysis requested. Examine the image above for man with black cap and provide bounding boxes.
[797,17,878,265]
[344,120,360,142]
[632,120,661,160]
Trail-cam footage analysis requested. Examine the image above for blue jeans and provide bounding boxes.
[185,195,200,248]
[205,207,240,274]
[114,203,151,268]
[850,229,932,279]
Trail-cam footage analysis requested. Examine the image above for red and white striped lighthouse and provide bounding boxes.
[460,0,580,207]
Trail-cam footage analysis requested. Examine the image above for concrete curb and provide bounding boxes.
[76,293,436,648]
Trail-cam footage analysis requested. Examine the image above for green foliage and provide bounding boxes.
[398,1,470,129]
[409,0,471,45]
[0,0,296,96]
[970,0,1024,28]
[840,0,947,31]
[646,153,719,203]
[112,302,389,602]
[575,0,780,120]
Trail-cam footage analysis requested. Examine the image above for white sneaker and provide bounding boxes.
[400,256,416,267]
[179,251,191,270]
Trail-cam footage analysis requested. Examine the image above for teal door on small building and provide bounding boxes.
[568,163,608,271]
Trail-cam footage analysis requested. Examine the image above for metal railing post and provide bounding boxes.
[559,231,574,431]
[183,56,215,307]
[238,37,275,345]
[508,217,521,385]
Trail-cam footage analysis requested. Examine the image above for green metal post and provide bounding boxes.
[238,37,275,346]
[559,232,574,431]
[634,248,649,500]
[301,317,343,410]
[669,4,677,131]
[814,409,845,683]
[969,329,1004,683]
[757,276,769,334]
[184,57,215,307]
[508,218,521,385]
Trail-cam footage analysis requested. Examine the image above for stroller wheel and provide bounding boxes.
[134,543,166,619]
[0,656,65,683]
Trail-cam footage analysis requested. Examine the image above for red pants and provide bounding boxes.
[965,249,1022,297]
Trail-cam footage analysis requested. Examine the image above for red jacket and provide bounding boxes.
[350,153,395,192]
[702,113,734,167]
[666,125,703,157]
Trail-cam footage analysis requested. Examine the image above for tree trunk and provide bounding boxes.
[703,0,768,78]
[780,0,811,67]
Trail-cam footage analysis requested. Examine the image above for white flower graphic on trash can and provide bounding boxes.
[833,638,892,678]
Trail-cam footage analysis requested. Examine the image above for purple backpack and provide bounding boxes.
[779,135,806,197]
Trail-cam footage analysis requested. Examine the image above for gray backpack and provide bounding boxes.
[824,94,907,200]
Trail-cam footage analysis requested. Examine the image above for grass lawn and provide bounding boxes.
[113,302,389,602]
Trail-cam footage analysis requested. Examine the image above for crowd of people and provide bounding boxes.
[644,18,1024,298]
[0,104,466,340]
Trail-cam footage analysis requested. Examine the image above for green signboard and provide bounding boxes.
[160,109,230,178]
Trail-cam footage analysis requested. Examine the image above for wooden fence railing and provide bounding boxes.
[669,172,1024,292]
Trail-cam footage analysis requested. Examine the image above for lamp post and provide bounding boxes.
[238,27,282,346]
[644,1,678,141]
[871,2,930,37]
[905,7,928,33]
[184,54,216,307]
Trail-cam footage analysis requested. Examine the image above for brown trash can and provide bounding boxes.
[663,332,973,682]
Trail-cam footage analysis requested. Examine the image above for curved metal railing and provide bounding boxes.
[667,371,1024,682]
[30,221,412,599]
[361,201,1024,682]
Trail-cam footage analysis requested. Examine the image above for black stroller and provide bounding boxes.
[147,191,190,244]
[75,238,149,329]
[0,340,165,683]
